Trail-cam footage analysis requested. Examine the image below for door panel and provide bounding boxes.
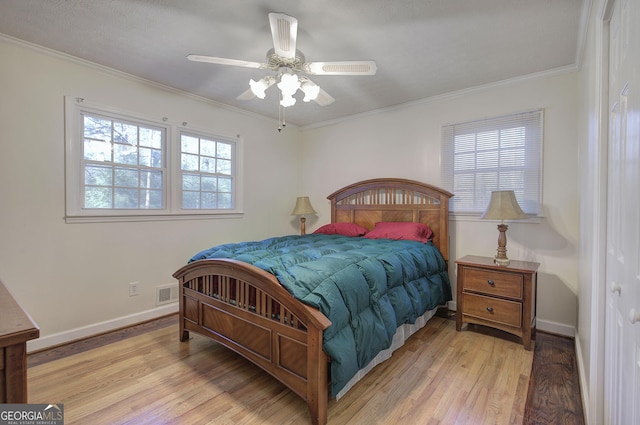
[604,0,640,423]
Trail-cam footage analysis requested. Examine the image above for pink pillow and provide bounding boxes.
[313,223,369,237]
[364,222,434,243]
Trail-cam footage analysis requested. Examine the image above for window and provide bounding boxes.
[180,132,234,209]
[441,110,542,216]
[65,97,242,222]
[83,113,165,209]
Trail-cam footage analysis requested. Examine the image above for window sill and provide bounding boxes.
[64,212,244,224]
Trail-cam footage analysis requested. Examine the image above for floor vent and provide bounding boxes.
[156,283,178,305]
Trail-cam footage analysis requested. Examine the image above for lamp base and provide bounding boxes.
[299,217,306,236]
[493,223,510,266]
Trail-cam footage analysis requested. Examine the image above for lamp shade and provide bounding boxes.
[291,196,316,216]
[481,190,527,220]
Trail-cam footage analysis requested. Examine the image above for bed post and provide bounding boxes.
[307,323,328,425]
[177,276,189,342]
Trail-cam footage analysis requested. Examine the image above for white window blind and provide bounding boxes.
[441,110,542,215]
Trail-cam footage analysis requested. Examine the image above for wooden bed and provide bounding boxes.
[172,178,453,425]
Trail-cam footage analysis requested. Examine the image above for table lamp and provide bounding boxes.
[291,196,316,235]
[481,190,527,266]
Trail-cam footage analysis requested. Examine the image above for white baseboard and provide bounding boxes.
[27,303,179,353]
[535,318,575,337]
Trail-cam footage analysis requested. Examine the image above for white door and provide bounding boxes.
[604,0,640,423]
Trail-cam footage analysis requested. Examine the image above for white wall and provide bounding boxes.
[0,37,301,350]
[0,34,582,351]
[300,72,580,334]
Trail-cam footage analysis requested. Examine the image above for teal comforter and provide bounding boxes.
[189,234,451,396]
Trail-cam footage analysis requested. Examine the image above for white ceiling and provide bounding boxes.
[0,0,587,127]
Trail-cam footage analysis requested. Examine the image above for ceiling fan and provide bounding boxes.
[187,12,377,109]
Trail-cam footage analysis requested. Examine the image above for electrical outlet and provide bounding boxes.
[129,281,139,297]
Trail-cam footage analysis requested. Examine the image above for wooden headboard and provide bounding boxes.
[327,178,453,262]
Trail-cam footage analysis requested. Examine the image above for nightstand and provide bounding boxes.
[455,255,540,350]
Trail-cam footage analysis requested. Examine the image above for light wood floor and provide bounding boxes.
[28,315,534,424]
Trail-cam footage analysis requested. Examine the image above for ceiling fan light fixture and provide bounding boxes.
[280,94,297,107]
[301,80,320,102]
[188,12,377,131]
[249,77,271,99]
[277,72,301,96]
[188,12,378,130]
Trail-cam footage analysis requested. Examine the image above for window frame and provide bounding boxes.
[64,97,243,223]
[178,129,237,211]
[441,109,543,218]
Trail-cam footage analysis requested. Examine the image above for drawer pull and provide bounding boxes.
[487,280,495,286]
[486,306,494,313]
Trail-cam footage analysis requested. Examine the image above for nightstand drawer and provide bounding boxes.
[463,268,523,300]
[462,293,522,328]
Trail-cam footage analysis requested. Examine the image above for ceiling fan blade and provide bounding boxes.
[236,88,256,100]
[187,54,263,69]
[268,12,297,60]
[305,61,378,76]
[314,87,335,106]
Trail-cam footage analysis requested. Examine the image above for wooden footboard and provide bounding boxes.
[173,259,332,425]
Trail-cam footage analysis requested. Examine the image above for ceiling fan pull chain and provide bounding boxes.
[282,104,286,129]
